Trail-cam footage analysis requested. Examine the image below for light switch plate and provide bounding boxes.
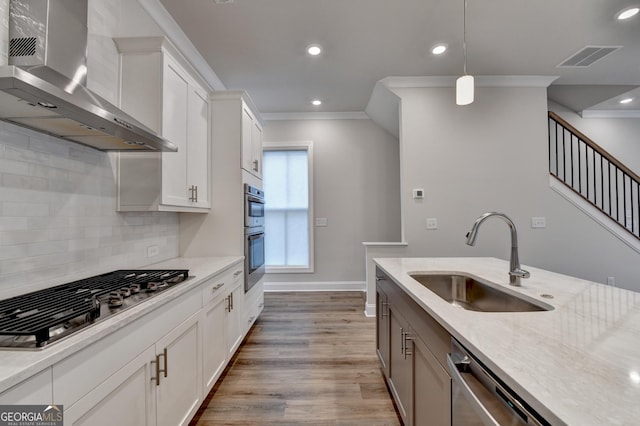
[315,218,328,227]
[426,218,438,230]
[413,189,425,199]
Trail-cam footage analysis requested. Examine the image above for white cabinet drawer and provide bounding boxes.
[202,264,243,307]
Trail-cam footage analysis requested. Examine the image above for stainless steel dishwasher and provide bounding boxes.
[447,338,551,426]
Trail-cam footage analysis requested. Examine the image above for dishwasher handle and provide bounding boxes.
[447,353,501,426]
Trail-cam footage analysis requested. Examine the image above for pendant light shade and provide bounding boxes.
[456,75,474,105]
[456,0,474,105]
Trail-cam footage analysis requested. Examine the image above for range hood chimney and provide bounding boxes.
[0,0,177,152]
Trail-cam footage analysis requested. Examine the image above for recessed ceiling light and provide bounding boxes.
[307,44,322,56]
[617,6,639,20]
[431,44,448,55]
[620,98,634,104]
[311,99,322,106]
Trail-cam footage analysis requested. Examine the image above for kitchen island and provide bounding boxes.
[374,257,640,425]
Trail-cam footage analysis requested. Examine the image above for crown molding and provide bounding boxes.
[262,111,369,121]
[580,110,640,118]
[380,75,558,89]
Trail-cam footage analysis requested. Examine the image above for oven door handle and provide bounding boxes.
[246,194,265,204]
[447,353,501,426]
[248,233,264,241]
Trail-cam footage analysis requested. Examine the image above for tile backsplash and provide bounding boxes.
[0,123,179,298]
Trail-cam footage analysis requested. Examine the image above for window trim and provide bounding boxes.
[263,140,314,274]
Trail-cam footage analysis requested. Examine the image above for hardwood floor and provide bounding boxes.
[191,292,401,426]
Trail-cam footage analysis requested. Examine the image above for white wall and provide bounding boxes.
[393,86,640,291]
[87,0,163,104]
[0,123,179,299]
[262,118,401,285]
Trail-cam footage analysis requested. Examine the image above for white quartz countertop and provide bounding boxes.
[374,257,640,426]
[0,256,243,395]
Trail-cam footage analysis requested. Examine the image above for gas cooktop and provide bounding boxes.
[0,269,190,350]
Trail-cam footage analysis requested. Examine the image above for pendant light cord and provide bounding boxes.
[463,0,468,75]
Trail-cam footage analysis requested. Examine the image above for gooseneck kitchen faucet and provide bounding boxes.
[465,212,530,286]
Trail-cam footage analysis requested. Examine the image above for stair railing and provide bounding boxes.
[548,111,640,240]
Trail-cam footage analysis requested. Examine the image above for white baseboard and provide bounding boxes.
[263,281,366,292]
[364,303,376,318]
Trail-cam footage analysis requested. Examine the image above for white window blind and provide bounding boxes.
[263,149,311,270]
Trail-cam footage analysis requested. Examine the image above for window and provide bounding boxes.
[263,141,314,273]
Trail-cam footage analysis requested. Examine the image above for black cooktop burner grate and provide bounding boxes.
[0,269,188,348]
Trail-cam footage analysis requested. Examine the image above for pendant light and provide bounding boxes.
[456,0,474,105]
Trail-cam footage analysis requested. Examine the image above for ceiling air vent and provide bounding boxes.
[558,46,621,68]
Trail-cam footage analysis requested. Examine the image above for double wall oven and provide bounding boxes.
[244,184,265,292]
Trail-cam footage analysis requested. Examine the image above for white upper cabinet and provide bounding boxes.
[115,37,210,212]
[241,104,263,179]
[212,92,263,181]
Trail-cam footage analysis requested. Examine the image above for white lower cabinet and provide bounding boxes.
[201,264,243,395]
[0,260,259,426]
[65,346,157,426]
[65,311,201,426]
[243,281,264,334]
[202,292,227,395]
[155,312,202,426]
[226,283,244,358]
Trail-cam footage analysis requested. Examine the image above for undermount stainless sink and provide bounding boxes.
[410,274,551,312]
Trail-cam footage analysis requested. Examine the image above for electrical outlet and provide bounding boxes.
[315,218,328,227]
[426,218,438,230]
[607,276,615,287]
[147,245,159,257]
[413,189,425,199]
[531,217,546,228]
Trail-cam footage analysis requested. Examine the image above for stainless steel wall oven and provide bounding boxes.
[244,184,265,292]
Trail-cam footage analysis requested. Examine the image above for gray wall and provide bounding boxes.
[393,86,640,291]
[263,118,401,284]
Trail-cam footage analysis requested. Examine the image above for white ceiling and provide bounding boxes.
[157,0,640,116]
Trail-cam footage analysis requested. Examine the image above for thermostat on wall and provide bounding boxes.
[413,189,425,199]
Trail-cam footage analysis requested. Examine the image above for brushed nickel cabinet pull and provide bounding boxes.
[158,348,168,378]
[188,185,198,202]
[212,282,224,293]
[381,301,389,318]
[233,270,242,277]
[230,292,234,310]
[403,332,413,359]
[151,358,160,386]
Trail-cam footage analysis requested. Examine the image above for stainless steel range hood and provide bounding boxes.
[0,0,177,152]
